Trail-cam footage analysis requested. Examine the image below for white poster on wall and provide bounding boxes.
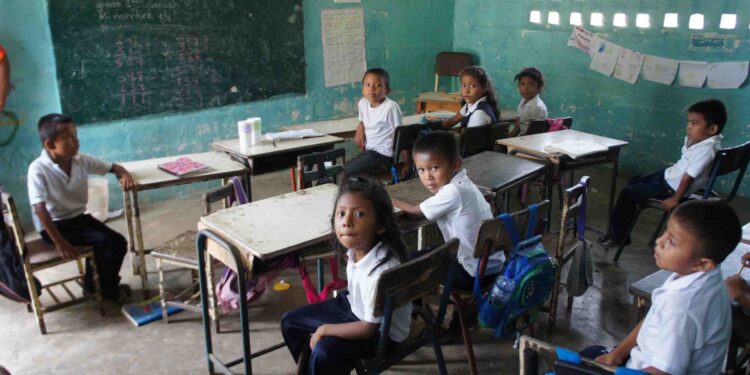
[567,26,594,57]
[612,48,645,84]
[678,61,708,88]
[641,55,679,85]
[321,8,367,87]
[589,37,621,76]
[706,61,749,89]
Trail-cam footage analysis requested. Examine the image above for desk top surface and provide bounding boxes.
[496,130,628,156]
[463,151,547,192]
[119,151,247,190]
[284,114,424,135]
[212,135,343,159]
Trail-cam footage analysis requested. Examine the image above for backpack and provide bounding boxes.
[474,203,557,338]
[0,203,40,303]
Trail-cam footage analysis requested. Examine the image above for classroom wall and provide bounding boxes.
[0,0,455,228]
[453,0,750,196]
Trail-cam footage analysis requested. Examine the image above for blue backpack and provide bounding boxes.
[474,203,557,338]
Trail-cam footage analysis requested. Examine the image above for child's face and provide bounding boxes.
[654,216,712,276]
[334,192,383,253]
[460,74,486,105]
[361,73,389,106]
[685,112,718,145]
[517,76,540,101]
[414,151,461,193]
[45,122,79,160]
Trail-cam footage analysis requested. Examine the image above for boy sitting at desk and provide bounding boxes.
[27,114,135,303]
[585,201,740,374]
[600,99,726,248]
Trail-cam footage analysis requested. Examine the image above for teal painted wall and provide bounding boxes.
[0,0,455,227]
[453,1,750,196]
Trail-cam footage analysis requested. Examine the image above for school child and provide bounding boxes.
[345,68,404,176]
[391,131,501,292]
[725,251,750,312]
[280,175,410,375]
[510,67,547,137]
[600,99,726,248]
[583,201,740,374]
[27,113,135,303]
[441,66,500,129]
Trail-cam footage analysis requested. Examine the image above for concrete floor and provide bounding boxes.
[2,165,748,374]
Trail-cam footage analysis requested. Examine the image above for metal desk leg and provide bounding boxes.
[317,259,325,293]
[123,190,138,276]
[131,191,149,296]
[607,149,621,229]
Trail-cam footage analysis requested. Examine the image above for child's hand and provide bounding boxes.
[595,351,625,366]
[661,196,680,211]
[742,252,750,266]
[56,240,79,261]
[725,275,750,300]
[118,170,136,191]
[310,325,328,350]
[354,130,366,150]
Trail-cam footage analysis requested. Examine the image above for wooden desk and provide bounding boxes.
[497,130,628,231]
[119,151,249,294]
[212,135,344,201]
[416,92,462,114]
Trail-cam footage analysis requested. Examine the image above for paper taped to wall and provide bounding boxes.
[641,55,678,85]
[567,26,594,57]
[613,48,645,84]
[678,61,708,88]
[706,61,749,89]
[589,37,621,76]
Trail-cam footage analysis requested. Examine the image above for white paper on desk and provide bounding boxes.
[678,61,708,88]
[543,141,608,159]
[721,243,750,281]
[567,26,594,57]
[321,8,366,88]
[589,37,621,76]
[707,61,749,89]
[641,55,679,85]
[743,222,750,242]
[264,129,324,141]
[612,48,645,84]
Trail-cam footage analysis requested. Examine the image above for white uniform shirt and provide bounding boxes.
[460,96,493,128]
[419,170,501,277]
[628,269,732,374]
[346,242,411,342]
[516,94,548,135]
[358,97,403,157]
[664,135,722,195]
[27,150,112,231]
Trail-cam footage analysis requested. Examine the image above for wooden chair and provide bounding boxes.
[547,176,590,329]
[450,200,549,375]
[1,192,104,335]
[434,52,474,92]
[355,239,459,375]
[458,120,512,158]
[391,122,443,183]
[613,140,750,262]
[152,181,236,328]
[291,148,345,192]
[519,335,618,374]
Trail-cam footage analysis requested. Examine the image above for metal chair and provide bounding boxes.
[355,239,459,375]
[1,192,104,334]
[390,122,443,183]
[434,52,474,92]
[458,120,513,158]
[613,140,750,262]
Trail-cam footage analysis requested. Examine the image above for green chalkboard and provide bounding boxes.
[48,0,305,124]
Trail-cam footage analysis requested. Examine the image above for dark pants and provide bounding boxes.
[41,214,127,299]
[608,170,674,242]
[344,150,391,176]
[281,293,388,375]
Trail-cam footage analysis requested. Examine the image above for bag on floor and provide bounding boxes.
[566,179,593,297]
[474,203,556,338]
[0,210,40,303]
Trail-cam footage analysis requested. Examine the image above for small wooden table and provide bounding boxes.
[119,151,249,294]
[497,130,628,231]
[416,92,462,113]
[212,135,344,201]
[463,151,548,211]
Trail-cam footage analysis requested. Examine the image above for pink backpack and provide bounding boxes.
[547,118,568,132]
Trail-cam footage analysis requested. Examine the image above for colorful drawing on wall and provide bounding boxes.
[0,111,20,147]
[641,55,678,85]
[613,48,645,84]
[589,37,621,76]
[678,61,708,88]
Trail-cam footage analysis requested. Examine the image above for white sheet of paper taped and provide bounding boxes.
[589,37,621,76]
[707,61,749,89]
[567,26,594,57]
[678,61,708,88]
[613,48,645,84]
[641,55,678,85]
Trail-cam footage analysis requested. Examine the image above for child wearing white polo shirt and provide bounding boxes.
[345,68,403,177]
[27,114,135,303]
[281,176,410,375]
[600,99,726,248]
[391,131,500,292]
[585,201,740,374]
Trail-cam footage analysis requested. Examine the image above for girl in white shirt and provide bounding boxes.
[511,67,548,136]
[281,176,411,375]
[441,66,500,129]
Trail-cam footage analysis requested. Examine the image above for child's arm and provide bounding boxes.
[33,203,78,260]
[441,113,462,129]
[354,121,366,149]
[110,163,135,191]
[509,118,521,137]
[661,174,693,211]
[309,321,378,349]
[596,320,643,366]
[391,197,425,218]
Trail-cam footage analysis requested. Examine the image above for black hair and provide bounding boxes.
[329,175,407,274]
[412,130,458,163]
[362,68,391,91]
[687,99,727,134]
[671,200,741,264]
[514,67,545,91]
[459,66,500,119]
[37,113,73,144]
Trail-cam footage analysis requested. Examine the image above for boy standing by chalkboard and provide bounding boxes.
[27,113,135,303]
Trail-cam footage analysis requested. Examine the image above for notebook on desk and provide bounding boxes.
[543,141,609,159]
[264,128,324,141]
[157,157,210,177]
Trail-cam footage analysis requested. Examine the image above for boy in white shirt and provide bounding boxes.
[584,201,740,374]
[27,114,135,303]
[601,99,726,248]
[346,68,403,177]
[391,131,501,292]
